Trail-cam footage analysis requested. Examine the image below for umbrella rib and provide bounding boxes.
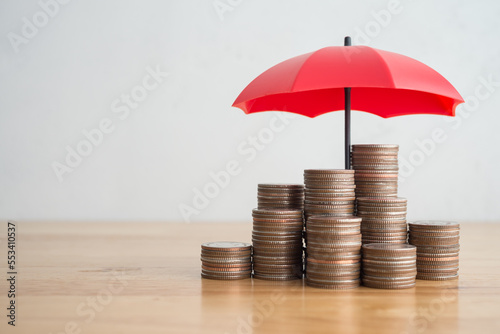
[370,48,396,88]
[289,50,321,92]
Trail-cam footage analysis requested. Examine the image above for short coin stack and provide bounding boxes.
[305,216,362,289]
[356,197,408,245]
[408,221,460,280]
[201,242,252,280]
[257,184,304,210]
[362,243,417,289]
[351,144,399,198]
[252,208,304,280]
[303,169,356,221]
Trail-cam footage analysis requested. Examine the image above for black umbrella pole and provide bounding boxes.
[344,87,351,169]
[344,36,352,170]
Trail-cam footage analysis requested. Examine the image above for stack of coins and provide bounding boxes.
[305,216,362,289]
[356,197,408,245]
[303,169,356,221]
[201,242,252,280]
[408,221,460,280]
[351,144,399,198]
[257,184,304,210]
[362,243,417,289]
[252,208,303,280]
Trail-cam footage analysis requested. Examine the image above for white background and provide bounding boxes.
[1,0,499,223]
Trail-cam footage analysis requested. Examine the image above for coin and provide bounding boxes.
[416,273,458,281]
[352,144,399,149]
[200,241,252,280]
[305,281,360,290]
[201,249,252,257]
[408,236,460,246]
[356,197,408,245]
[257,184,304,210]
[408,221,460,230]
[252,205,304,279]
[357,206,407,213]
[201,241,252,252]
[362,231,408,237]
[303,169,364,289]
[304,169,355,174]
[253,273,302,281]
[307,215,362,224]
[252,208,303,216]
[304,213,361,289]
[361,279,415,289]
[363,243,415,252]
[305,277,361,289]
[307,258,360,264]
[202,265,252,272]
[201,273,251,280]
[409,230,460,237]
[200,258,252,266]
[306,262,360,271]
[361,243,416,289]
[408,221,460,281]
[351,145,400,200]
[258,183,304,188]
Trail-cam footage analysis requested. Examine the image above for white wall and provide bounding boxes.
[1,0,499,223]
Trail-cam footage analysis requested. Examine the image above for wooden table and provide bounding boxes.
[1,222,499,334]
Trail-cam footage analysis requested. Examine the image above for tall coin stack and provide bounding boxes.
[351,144,399,198]
[362,243,417,289]
[252,209,303,280]
[356,197,408,245]
[305,216,362,289]
[408,221,460,280]
[257,184,304,210]
[303,169,356,221]
[201,242,252,280]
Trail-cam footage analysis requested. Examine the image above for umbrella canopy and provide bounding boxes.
[233,44,463,118]
[232,37,464,168]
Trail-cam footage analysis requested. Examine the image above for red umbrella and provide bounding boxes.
[232,37,464,168]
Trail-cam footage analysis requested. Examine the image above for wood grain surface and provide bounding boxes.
[0,222,499,334]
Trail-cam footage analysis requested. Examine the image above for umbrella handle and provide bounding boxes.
[344,36,351,170]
